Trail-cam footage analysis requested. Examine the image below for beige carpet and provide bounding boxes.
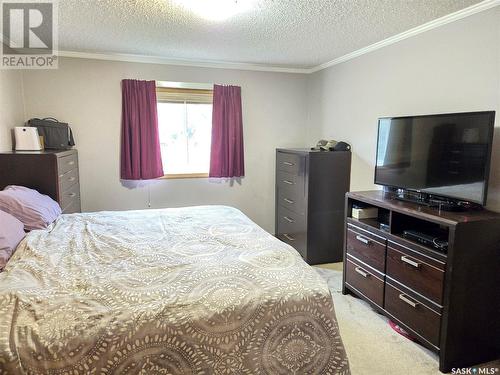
[314,263,500,375]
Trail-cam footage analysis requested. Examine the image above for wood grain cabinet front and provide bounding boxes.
[385,282,441,347]
[345,257,384,307]
[346,223,386,273]
[386,241,445,305]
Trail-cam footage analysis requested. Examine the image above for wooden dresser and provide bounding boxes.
[343,190,500,372]
[275,148,351,264]
[0,150,81,213]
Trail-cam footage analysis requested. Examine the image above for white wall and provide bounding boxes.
[307,6,500,210]
[22,58,308,232]
[0,71,24,151]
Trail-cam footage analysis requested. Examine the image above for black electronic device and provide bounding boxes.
[375,111,495,206]
[403,229,448,253]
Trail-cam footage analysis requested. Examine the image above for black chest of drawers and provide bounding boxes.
[275,148,351,264]
[0,150,81,213]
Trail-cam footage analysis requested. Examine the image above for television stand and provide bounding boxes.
[343,190,500,372]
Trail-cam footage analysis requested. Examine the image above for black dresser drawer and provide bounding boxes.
[277,233,307,259]
[276,151,304,174]
[387,241,445,305]
[278,190,306,215]
[277,205,306,232]
[385,282,441,347]
[346,224,386,273]
[277,170,305,196]
[345,257,384,307]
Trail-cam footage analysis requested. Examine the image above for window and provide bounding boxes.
[156,86,213,178]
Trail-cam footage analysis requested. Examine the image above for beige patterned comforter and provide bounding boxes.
[0,206,349,374]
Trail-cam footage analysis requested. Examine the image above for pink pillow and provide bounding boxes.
[0,210,25,270]
[0,186,62,230]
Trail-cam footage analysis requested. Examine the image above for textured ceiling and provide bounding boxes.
[58,0,482,69]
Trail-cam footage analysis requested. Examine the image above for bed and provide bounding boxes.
[0,205,349,374]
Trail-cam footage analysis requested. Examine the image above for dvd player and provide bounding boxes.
[403,230,448,252]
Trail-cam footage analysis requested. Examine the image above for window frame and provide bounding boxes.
[156,86,213,179]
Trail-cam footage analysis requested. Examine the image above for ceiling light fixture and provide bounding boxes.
[173,0,256,21]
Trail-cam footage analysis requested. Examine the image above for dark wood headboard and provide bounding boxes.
[0,150,65,201]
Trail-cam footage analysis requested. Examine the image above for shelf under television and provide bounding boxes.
[347,216,383,231]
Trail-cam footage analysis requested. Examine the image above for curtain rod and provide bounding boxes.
[155,81,213,90]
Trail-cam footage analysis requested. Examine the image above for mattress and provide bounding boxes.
[0,205,349,374]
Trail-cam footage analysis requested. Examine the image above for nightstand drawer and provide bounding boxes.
[276,151,304,174]
[345,257,384,307]
[346,224,386,273]
[387,241,445,304]
[385,282,441,347]
[59,167,79,192]
[62,198,81,214]
[57,152,78,175]
[60,183,80,211]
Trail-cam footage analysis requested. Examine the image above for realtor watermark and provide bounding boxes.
[452,367,499,374]
[1,0,58,69]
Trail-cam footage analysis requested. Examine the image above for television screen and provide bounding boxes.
[375,111,495,205]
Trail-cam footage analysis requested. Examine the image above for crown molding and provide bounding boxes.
[58,0,499,75]
[309,0,500,73]
[57,50,310,74]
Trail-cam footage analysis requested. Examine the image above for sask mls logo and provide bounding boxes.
[1,0,58,69]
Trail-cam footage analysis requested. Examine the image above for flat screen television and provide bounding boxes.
[375,111,495,205]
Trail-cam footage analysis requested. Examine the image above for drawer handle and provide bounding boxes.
[401,256,421,268]
[68,177,76,182]
[282,180,294,185]
[399,293,419,308]
[283,198,295,204]
[68,193,77,198]
[355,235,371,245]
[282,161,294,166]
[283,216,295,223]
[354,266,370,278]
[68,160,75,166]
[283,233,295,241]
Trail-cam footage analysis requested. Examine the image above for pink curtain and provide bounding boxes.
[209,84,244,178]
[120,79,164,180]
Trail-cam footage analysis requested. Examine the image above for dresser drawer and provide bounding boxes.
[385,282,441,347]
[60,183,80,211]
[277,205,306,232]
[59,167,79,192]
[57,152,78,175]
[278,190,306,215]
[345,257,384,307]
[276,151,304,174]
[277,232,307,259]
[346,224,386,273]
[386,241,445,304]
[277,170,305,196]
[62,198,81,214]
